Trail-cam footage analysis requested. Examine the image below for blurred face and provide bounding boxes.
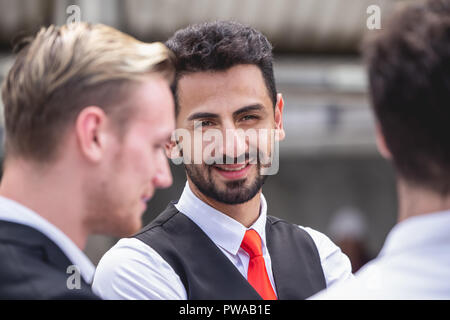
[90,76,174,236]
[172,64,284,205]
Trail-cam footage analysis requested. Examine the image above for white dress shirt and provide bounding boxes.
[311,210,450,299]
[93,182,353,300]
[0,196,95,284]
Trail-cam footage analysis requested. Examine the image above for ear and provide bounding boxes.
[375,122,392,160]
[165,140,179,159]
[75,106,108,163]
[274,93,286,141]
[165,130,183,160]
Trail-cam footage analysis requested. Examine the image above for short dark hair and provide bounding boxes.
[363,0,450,195]
[165,21,277,115]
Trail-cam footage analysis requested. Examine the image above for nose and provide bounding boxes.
[152,149,173,189]
[222,126,247,162]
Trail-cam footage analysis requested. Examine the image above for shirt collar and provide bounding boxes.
[175,181,268,256]
[379,209,450,258]
[0,196,95,284]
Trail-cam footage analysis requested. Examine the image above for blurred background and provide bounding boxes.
[0,0,407,273]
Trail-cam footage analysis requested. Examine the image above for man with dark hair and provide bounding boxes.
[93,21,352,300]
[312,0,450,299]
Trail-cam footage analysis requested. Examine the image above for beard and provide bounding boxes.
[184,152,268,205]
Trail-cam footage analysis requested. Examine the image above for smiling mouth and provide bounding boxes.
[212,162,252,180]
[214,163,248,171]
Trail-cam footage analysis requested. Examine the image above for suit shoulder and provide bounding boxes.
[134,202,180,238]
[0,242,97,299]
[267,215,314,236]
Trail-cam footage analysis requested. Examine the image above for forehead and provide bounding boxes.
[177,64,272,119]
[127,76,175,138]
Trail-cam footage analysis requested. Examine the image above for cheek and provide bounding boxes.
[247,128,274,156]
[139,150,158,179]
[121,141,156,181]
[178,131,204,164]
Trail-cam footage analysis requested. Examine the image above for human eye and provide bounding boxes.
[240,114,260,122]
[194,119,215,129]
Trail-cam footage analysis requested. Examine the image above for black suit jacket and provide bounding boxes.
[0,220,99,299]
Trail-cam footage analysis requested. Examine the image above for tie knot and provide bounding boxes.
[240,229,263,258]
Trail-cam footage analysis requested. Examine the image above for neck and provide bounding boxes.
[0,157,89,249]
[397,179,450,223]
[188,179,262,228]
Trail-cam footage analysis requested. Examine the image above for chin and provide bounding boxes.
[127,214,143,235]
[117,222,142,237]
[110,213,143,238]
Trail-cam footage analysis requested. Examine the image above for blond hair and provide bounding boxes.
[1,22,174,162]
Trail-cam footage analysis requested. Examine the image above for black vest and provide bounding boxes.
[134,202,326,300]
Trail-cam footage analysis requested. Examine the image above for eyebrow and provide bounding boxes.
[187,112,219,121]
[232,104,264,117]
[187,104,265,122]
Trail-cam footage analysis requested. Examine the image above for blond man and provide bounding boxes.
[0,23,175,299]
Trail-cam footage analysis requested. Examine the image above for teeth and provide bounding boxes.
[216,164,246,171]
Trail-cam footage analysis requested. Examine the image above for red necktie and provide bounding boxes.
[240,229,277,300]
